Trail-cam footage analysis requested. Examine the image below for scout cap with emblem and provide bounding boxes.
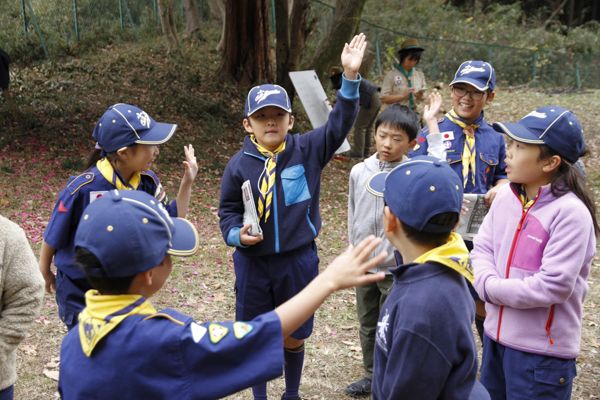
[245,84,292,117]
[75,190,199,278]
[366,155,463,232]
[492,105,585,164]
[450,61,496,92]
[92,103,178,153]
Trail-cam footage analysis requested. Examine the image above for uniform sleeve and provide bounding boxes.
[377,327,453,399]
[348,167,358,246]
[380,71,394,99]
[492,136,508,184]
[478,202,594,309]
[218,161,246,247]
[182,311,284,399]
[0,221,45,367]
[44,180,83,249]
[298,74,360,169]
[142,171,178,217]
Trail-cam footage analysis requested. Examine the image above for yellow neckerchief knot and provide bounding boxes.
[251,135,286,223]
[78,290,157,357]
[519,184,540,213]
[446,109,480,188]
[97,158,141,190]
[414,232,474,283]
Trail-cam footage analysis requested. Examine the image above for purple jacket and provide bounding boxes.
[473,183,596,359]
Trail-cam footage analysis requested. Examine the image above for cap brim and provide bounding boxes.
[247,103,292,117]
[400,46,424,51]
[366,171,389,197]
[167,218,200,257]
[136,122,178,145]
[492,122,545,144]
[450,78,490,92]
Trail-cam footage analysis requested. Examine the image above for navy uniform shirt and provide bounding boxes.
[44,166,177,280]
[411,113,507,194]
[58,309,283,400]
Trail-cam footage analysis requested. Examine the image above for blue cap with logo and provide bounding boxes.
[366,156,463,232]
[450,61,496,92]
[75,190,199,278]
[245,84,292,117]
[492,106,585,164]
[92,104,178,154]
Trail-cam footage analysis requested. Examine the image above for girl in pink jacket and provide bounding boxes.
[472,106,598,400]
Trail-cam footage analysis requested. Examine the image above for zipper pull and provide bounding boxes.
[546,327,554,345]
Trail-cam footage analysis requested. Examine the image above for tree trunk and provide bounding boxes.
[157,0,182,56]
[213,0,226,52]
[308,0,367,84]
[274,0,317,106]
[183,0,203,41]
[205,0,224,23]
[214,0,272,87]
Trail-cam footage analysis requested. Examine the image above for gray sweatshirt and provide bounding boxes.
[0,216,44,391]
[348,153,407,274]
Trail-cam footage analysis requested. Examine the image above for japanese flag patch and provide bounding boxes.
[395,76,403,85]
[440,131,454,141]
[90,191,108,203]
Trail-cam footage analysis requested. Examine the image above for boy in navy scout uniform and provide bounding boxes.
[59,189,388,400]
[218,34,366,400]
[411,61,509,341]
[40,104,197,331]
[366,156,489,400]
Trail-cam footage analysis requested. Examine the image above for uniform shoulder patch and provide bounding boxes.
[437,117,445,123]
[209,324,229,343]
[142,313,185,326]
[67,172,95,195]
[233,322,253,339]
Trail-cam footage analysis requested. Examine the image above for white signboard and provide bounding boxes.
[289,70,350,154]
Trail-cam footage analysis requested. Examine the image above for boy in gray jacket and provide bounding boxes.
[346,96,445,397]
[0,215,44,399]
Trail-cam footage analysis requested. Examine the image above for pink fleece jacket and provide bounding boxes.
[473,183,596,359]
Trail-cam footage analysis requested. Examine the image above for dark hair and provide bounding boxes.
[538,145,600,236]
[82,144,138,172]
[74,247,137,294]
[375,104,420,142]
[400,212,459,247]
[398,48,423,65]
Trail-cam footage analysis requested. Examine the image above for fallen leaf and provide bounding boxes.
[325,326,332,334]
[339,326,354,330]
[342,341,355,346]
[213,282,222,290]
[214,293,225,302]
[20,345,38,356]
[45,361,59,368]
[590,338,600,348]
[315,342,324,349]
[43,369,59,381]
[349,346,362,352]
[351,355,363,360]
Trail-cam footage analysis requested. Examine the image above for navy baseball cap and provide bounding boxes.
[75,190,199,278]
[92,104,177,153]
[492,106,585,164]
[245,84,292,117]
[366,156,463,232]
[450,61,496,92]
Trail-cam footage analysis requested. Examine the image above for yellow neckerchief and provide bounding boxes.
[446,108,480,188]
[97,158,141,190]
[519,184,540,213]
[251,135,286,223]
[414,232,474,284]
[78,290,157,357]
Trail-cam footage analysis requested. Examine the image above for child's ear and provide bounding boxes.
[243,118,254,134]
[542,155,562,173]
[407,138,417,152]
[485,91,495,105]
[287,114,294,131]
[383,206,397,233]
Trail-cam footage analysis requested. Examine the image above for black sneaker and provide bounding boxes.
[345,377,372,398]
[281,394,303,400]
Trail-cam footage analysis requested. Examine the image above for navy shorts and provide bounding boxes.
[481,335,576,400]
[0,385,13,400]
[55,269,93,331]
[233,242,319,340]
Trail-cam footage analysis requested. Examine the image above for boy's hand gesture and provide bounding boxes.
[240,223,263,245]
[423,92,442,125]
[341,33,367,81]
[182,144,198,184]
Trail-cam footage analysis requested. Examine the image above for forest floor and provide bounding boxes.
[2,36,600,399]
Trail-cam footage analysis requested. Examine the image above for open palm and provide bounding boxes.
[341,33,367,74]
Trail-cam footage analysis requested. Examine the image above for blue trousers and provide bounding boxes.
[481,335,576,400]
[0,385,13,400]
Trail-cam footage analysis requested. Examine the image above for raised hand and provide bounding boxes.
[423,92,442,125]
[341,33,367,81]
[182,144,198,184]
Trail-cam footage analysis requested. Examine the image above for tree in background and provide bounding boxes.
[214,0,272,87]
[157,0,182,56]
[274,0,318,106]
[182,0,203,41]
[309,0,368,83]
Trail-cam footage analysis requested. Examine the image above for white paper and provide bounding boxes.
[242,180,263,236]
[455,194,488,241]
[289,70,350,154]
